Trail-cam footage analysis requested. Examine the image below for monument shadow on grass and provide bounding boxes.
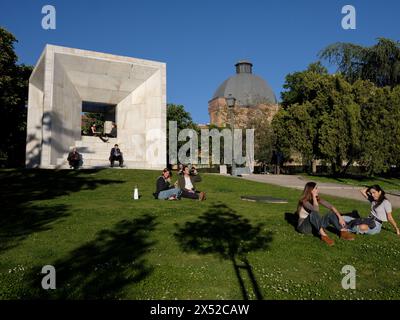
[175,203,273,300]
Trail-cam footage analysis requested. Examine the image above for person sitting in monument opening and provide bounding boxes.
[105,122,117,138]
[90,124,109,142]
[178,165,206,201]
[297,182,355,246]
[109,144,123,167]
[153,168,182,200]
[67,147,81,169]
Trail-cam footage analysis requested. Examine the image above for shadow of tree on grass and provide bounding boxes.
[22,214,157,299]
[0,169,124,253]
[174,203,273,300]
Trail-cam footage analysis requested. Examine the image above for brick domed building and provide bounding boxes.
[208,61,279,128]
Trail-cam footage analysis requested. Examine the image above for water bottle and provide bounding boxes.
[133,185,139,200]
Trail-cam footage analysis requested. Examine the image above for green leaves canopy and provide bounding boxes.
[0,27,33,166]
[274,61,400,175]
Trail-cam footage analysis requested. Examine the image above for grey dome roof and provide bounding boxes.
[212,61,277,106]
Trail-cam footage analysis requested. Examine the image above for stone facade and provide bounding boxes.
[208,61,280,129]
[208,97,279,128]
[26,45,166,169]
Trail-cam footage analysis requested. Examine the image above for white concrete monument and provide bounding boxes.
[26,44,167,169]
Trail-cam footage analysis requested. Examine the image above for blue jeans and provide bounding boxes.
[158,188,182,200]
[298,211,342,235]
[343,216,382,235]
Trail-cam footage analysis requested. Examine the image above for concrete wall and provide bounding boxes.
[116,68,166,168]
[26,52,45,168]
[144,68,167,168]
[50,54,82,165]
[26,83,44,167]
[27,44,167,169]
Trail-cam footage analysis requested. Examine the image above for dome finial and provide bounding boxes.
[235,60,253,74]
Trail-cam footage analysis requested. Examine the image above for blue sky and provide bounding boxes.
[1,0,399,123]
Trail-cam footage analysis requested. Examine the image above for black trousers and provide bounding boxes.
[69,160,80,169]
[181,189,199,199]
[110,155,123,166]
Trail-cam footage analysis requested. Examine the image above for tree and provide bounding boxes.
[318,98,361,174]
[281,62,328,108]
[352,80,400,175]
[388,86,400,169]
[272,102,316,167]
[276,64,363,175]
[166,104,199,165]
[247,116,276,166]
[167,104,197,130]
[0,27,33,167]
[276,39,400,176]
[81,112,105,134]
[319,38,400,87]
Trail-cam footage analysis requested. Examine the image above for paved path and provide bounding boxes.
[241,174,400,209]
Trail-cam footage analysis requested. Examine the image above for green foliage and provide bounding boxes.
[272,102,315,164]
[352,81,400,174]
[82,112,105,134]
[275,59,400,175]
[281,62,329,107]
[247,116,276,164]
[167,103,197,131]
[320,38,400,87]
[0,27,33,166]
[318,79,362,172]
[1,169,400,299]
[166,104,199,164]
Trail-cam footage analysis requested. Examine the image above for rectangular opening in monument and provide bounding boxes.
[81,101,117,137]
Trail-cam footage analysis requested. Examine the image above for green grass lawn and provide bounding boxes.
[1,169,399,300]
[299,174,400,193]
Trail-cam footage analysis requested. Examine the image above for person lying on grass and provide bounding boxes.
[343,185,400,236]
[154,168,182,200]
[297,182,355,246]
[177,165,206,201]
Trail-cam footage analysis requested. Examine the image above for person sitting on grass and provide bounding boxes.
[67,147,81,169]
[297,182,355,246]
[343,185,400,236]
[109,144,123,167]
[178,165,206,201]
[154,168,182,200]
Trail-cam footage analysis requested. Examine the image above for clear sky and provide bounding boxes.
[1,0,399,123]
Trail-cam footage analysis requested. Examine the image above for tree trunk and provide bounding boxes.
[341,158,353,175]
[312,160,317,174]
